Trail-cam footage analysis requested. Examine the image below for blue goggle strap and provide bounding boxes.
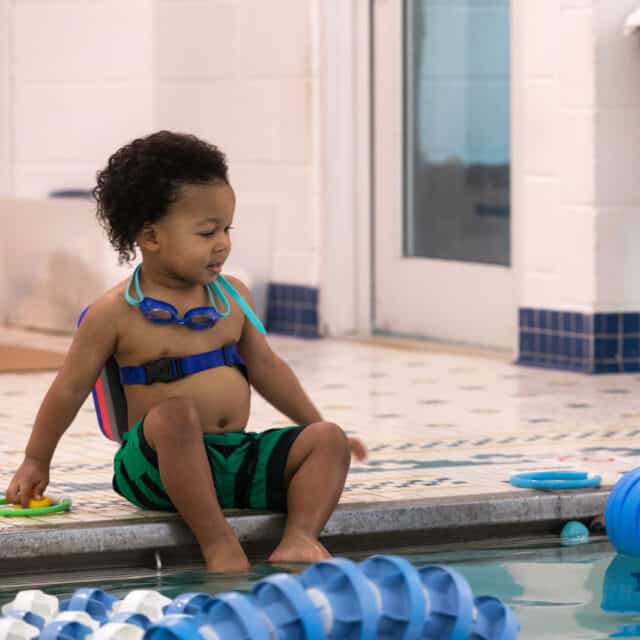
[124,266,264,333]
[124,264,144,307]
[217,275,267,335]
[126,264,230,318]
[208,280,230,318]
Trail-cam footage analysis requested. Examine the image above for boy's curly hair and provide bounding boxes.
[94,131,229,263]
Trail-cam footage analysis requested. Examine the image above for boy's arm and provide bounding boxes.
[229,277,323,426]
[6,300,118,505]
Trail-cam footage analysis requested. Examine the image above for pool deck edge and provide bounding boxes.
[0,489,609,566]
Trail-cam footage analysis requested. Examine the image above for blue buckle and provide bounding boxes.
[120,344,247,385]
[144,357,183,385]
[222,345,234,366]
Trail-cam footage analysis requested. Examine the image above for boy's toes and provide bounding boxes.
[268,533,331,564]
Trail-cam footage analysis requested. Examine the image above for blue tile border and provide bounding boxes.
[265,282,320,338]
[517,308,640,374]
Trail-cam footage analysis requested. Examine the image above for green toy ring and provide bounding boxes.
[0,496,72,517]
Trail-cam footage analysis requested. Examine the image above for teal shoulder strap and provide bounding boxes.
[216,275,267,335]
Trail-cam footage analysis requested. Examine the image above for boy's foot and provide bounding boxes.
[203,536,250,573]
[268,531,331,564]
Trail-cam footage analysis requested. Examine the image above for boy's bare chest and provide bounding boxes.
[114,306,244,366]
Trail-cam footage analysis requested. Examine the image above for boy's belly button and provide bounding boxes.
[205,417,245,433]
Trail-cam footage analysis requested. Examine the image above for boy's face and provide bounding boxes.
[150,181,235,284]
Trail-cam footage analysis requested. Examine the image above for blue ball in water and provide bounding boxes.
[560,520,589,546]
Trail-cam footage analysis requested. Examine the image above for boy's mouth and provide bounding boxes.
[207,263,223,274]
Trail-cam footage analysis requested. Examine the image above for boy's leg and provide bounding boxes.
[269,421,351,563]
[143,397,249,573]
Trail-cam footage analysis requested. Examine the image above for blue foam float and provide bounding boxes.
[201,592,269,640]
[605,468,640,553]
[108,612,152,630]
[39,621,93,640]
[606,467,640,556]
[251,573,325,640]
[59,589,117,624]
[164,593,215,618]
[300,557,379,640]
[360,555,426,639]
[418,565,474,640]
[3,553,519,639]
[471,595,519,640]
[4,610,46,631]
[144,614,203,640]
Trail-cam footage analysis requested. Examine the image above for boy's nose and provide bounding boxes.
[212,244,228,258]
[213,237,229,252]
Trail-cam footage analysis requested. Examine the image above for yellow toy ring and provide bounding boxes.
[0,495,71,516]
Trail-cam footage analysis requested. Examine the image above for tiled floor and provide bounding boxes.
[1,325,638,531]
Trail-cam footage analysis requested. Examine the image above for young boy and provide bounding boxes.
[6,131,366,573]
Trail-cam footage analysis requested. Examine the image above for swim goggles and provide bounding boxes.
[125,264,230,330]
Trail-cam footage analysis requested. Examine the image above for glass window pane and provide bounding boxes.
[404,0,511,266]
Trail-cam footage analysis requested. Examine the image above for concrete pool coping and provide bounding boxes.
[0,488,609,575]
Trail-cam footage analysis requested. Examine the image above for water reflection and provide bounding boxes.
[601,555,640,638]
[401,540,639,639]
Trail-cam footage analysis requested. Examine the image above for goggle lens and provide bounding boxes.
[189,313,217,326]
[147,308,174,322]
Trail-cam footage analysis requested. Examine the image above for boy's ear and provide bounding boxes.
[137,223,160,253]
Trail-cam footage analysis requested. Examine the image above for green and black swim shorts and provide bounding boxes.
[112,418,303,512]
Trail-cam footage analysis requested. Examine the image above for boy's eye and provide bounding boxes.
[198,226,232,237]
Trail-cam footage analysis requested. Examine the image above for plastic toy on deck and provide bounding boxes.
[0,496,71,517]
[510,470,601,490]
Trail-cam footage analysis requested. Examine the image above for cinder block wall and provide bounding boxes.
[514,0,640,372]
[0,0,321,328]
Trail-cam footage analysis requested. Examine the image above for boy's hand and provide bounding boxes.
[348,437,368,462]
[6,457,50,507]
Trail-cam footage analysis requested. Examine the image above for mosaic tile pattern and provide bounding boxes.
[518,308,640,373]
[265,283,319,338]
[1,326,640,533]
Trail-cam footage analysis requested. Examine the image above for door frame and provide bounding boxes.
[372,0,517,349]
[318,0,519,349]
[318,0,373,336]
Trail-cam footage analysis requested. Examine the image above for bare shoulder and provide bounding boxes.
[221,273,273,362]
[61,277,130,383]
[77,277,129,337]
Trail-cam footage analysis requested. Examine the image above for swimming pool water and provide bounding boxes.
[1,536,637,639]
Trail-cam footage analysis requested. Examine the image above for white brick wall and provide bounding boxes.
[0,0,320,326]
[0,0,11,196]
[153,0,319,289]
[6,0,639,336]
[11,0,153,196]
[594,1,640,310]
[516,0,640,313]
[515,0,598,312]
[151,0,320,312]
